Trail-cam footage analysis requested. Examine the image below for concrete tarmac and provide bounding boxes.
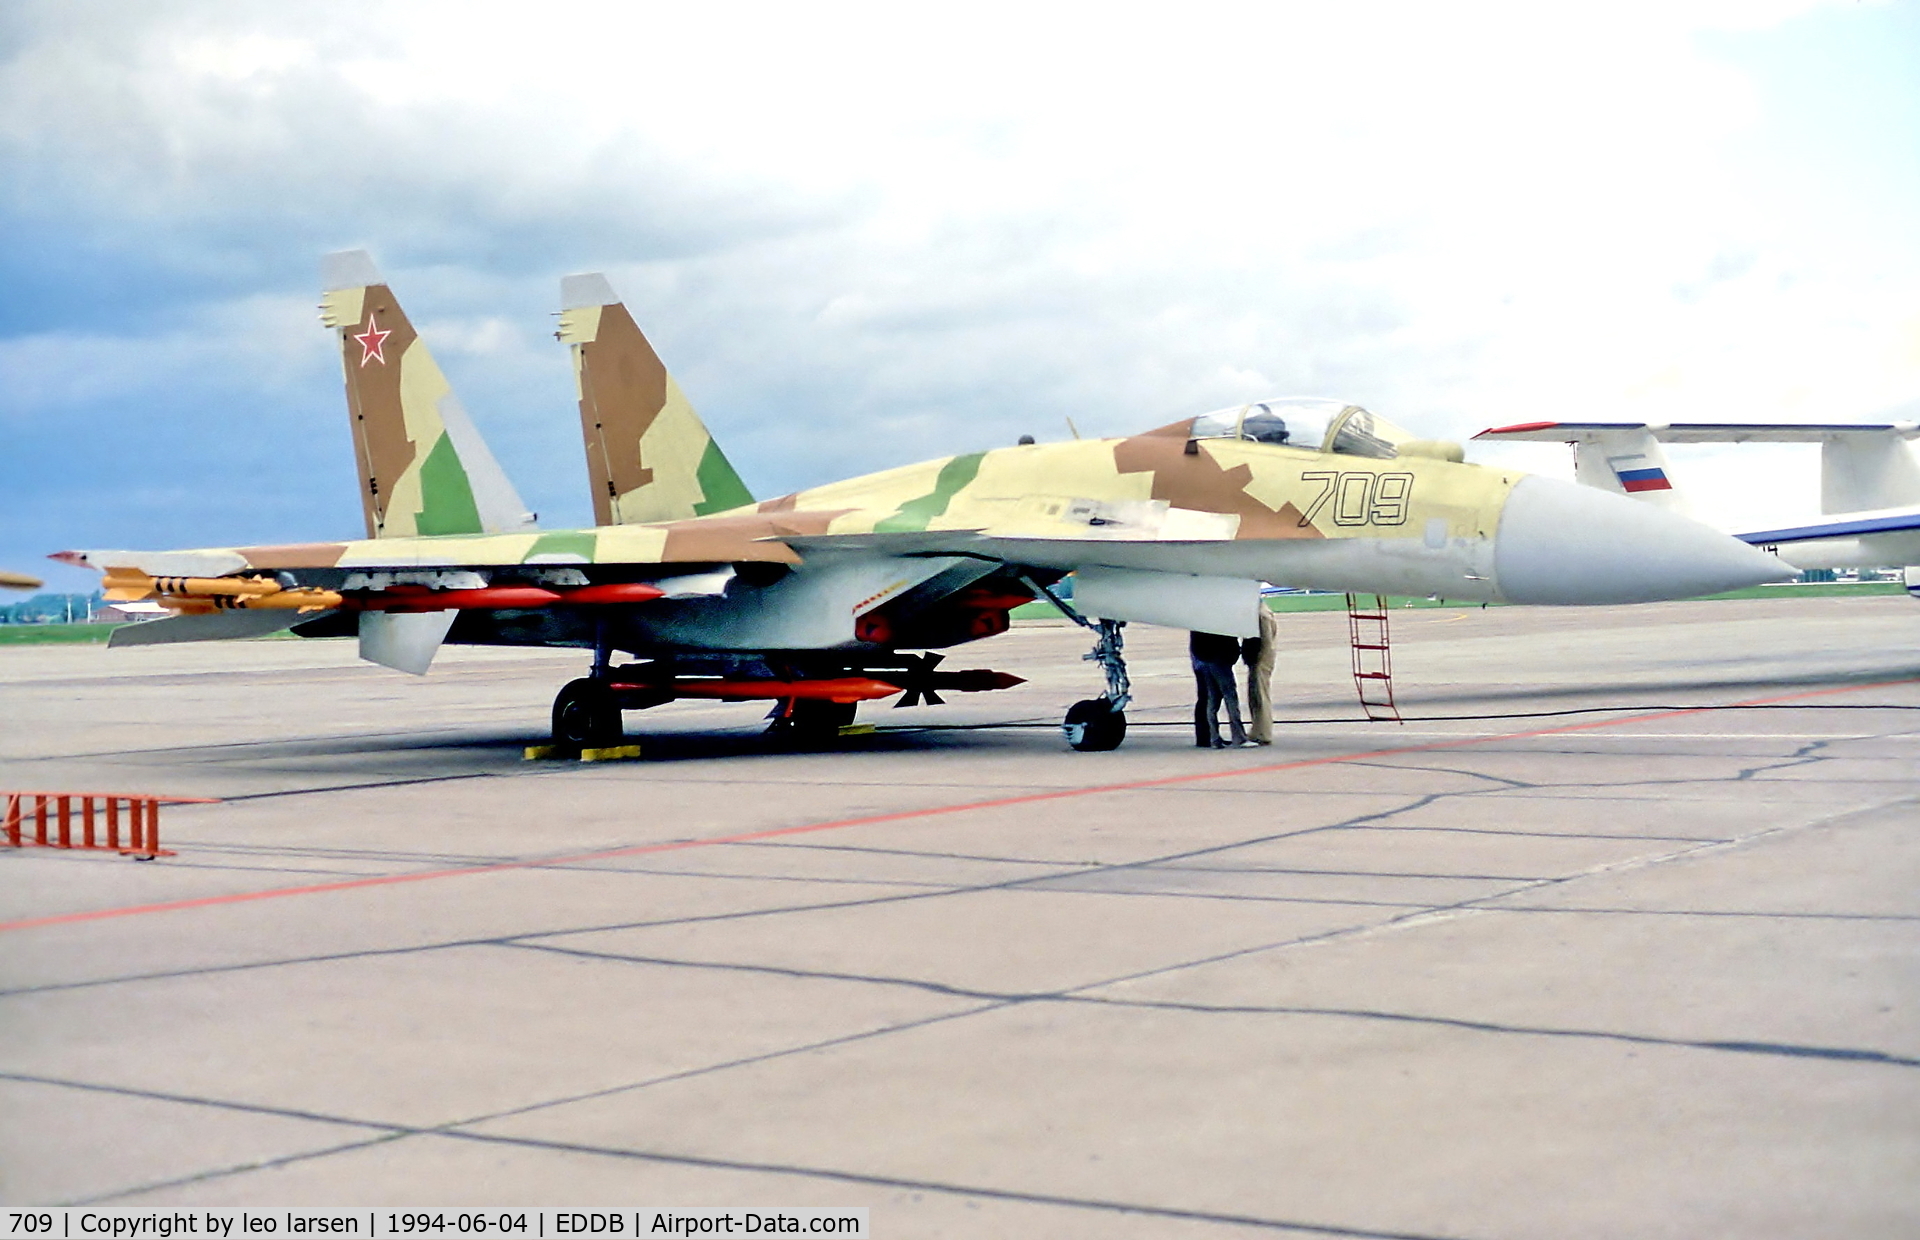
[1,595,1916,1237]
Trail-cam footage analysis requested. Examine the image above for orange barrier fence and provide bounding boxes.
[1,791,216,859]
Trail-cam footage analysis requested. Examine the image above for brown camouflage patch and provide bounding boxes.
[577,301,669,526]
[238,543,349,569]
[1112,434,1324,540]
[340,285,420,538]
[659,515,805,564]
[756,493,800,514]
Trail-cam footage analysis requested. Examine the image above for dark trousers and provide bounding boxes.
[1192,657,1246,746]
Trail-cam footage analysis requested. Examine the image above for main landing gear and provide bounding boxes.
[552,624,626,750]
[552,677,624,748]
[543,621,1032,751]
[1062,617,1131,752]
[549,676,860,750]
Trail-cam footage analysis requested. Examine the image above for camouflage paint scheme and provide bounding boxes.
[83,417,1514,602]
[319,251,535,540]
[558,274,753,527]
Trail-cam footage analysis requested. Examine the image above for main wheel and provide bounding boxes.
[553,678,623,748]
[1063,698,1126,751]
[766,698,858,744]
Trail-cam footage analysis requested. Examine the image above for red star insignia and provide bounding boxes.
[352,312,392,367]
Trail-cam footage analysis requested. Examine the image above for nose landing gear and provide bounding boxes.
[1063,695,1126,751]
[1063,616,1131,752]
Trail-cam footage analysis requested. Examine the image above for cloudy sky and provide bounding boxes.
[4,0,1917,590]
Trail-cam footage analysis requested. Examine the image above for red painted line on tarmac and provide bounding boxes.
[3,675,1912,935]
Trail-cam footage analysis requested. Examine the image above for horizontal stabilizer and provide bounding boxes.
[107,609,314,647]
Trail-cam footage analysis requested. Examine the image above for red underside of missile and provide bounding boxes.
[560,582,669,604]
[352,582,668,611]
[606,670,1026,705]
[610,677,906,704]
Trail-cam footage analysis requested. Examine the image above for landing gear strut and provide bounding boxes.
[1018,569,1134,753]
[1061,617,1130,751]
[552,622,624,749]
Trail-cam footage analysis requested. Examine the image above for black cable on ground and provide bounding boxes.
[890,700,1920,731]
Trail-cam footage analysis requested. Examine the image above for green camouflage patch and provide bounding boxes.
[523,530,599,562]
[691,439,755,516]
[876,452,986,533]
[413,433,484,536]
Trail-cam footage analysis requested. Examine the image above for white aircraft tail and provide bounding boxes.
[1476,414,1920,580]
[1820,426,1920,514]
[1479,414,1920,517]
[1568,428,1693,518]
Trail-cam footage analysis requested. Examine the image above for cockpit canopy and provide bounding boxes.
[1189,398,1414,460]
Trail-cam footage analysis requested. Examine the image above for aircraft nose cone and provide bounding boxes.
[1494,475,1792,605]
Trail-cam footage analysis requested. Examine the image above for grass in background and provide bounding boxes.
[0,623,119,645]
[1011,578,1906,619]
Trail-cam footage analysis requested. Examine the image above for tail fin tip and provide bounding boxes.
[561,272,620,311]
[322,249,384,292]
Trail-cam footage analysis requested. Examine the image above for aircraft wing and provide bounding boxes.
[1735,506,1920,546]
[1476,420,1920,444]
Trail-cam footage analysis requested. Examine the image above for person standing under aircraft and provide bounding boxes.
[1241,604,1278,745]
[1190,630,1247,747]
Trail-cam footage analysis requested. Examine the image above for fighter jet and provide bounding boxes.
[1474,415,1920,598]
[57,254,1791,751]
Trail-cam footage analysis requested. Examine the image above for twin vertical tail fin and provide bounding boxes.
[319,251,535,676]
[557,273,753,525]
[320,250,537,540]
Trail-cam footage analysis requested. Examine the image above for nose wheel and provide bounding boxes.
[553,678,624,748]
[1059,616,1131,751]
[1063,697,1127,751]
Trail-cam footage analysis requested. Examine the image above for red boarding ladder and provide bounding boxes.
[1345,593,1402,723]
[2,791,215,859]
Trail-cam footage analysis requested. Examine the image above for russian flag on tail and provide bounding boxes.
[1615,465,1672,493]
